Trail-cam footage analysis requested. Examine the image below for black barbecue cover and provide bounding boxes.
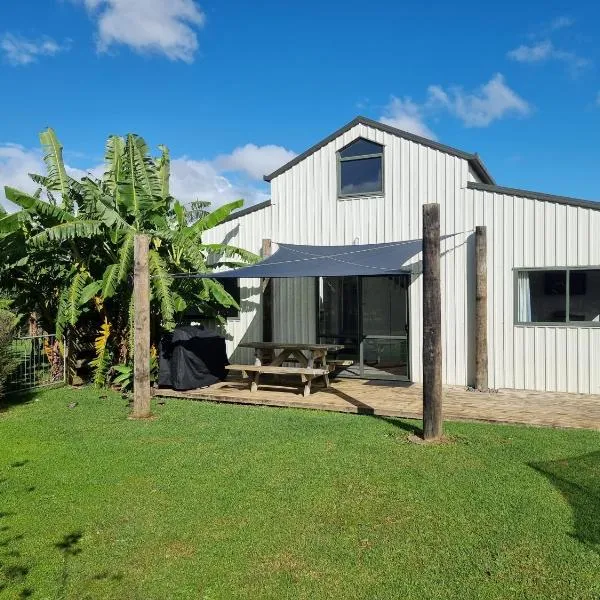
[158,326,229,390]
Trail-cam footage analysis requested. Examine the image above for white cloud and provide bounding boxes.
[548,16,575,32]
[74,0,205,62]
[213,144,297,180]
[0,34,70,66]
[171,158,269,208]
[380,74,531,136]
[507,40,554,62]
[427,74,531,128]
[508,40,590,75]
[380,97,437,139]
[0,143,269,213]
[0,145,44,210]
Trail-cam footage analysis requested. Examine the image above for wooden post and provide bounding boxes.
[131,234,151,419]
[261,239,273,344]
[475,225,488,391]
[422,204,443,441]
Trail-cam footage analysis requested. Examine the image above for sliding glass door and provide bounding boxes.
[317,275,410,380]
[360,275,409,380]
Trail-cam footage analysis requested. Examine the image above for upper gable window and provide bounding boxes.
[338,138,384,197]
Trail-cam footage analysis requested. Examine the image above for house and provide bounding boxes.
[203,116,600,395]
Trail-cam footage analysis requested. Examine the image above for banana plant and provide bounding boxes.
[0,128,258,387]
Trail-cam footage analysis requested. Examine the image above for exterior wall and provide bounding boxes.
[466,189,600,394]
[205,121,600,394]
[206,121,474,386]
[203,205,272,364]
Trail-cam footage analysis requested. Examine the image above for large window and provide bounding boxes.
[338,138,383,197]
[516,269,600,324]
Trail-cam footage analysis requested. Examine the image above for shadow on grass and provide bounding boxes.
[0,389,39,413]
[55,531,83,598]
[374,416,423,437]
[530,451,600,553]
[0,498,32,598]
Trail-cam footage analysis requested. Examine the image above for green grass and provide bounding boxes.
[0,387,599,600]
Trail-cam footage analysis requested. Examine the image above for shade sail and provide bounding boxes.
[191,239,427,279]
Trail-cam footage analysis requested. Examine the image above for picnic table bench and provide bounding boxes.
[226,364,330,397]
[227,342,345,396]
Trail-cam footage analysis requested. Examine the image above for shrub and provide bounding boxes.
[0,308,19,398]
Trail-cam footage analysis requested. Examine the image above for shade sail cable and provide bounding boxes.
[168,236,456,279]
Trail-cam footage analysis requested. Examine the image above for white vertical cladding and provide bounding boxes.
[467,188,600,394]
[268,123,475,386]
[202,204,273,364]
[204,120,600,394]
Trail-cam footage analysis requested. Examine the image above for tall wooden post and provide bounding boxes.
[422,204,443,441]
[475,226,488,391]
[131,234,151,419]
[261,239,273,344]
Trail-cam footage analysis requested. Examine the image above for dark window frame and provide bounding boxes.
[221,278,241,320]
[514,266,600,327]
[337,137,384,198]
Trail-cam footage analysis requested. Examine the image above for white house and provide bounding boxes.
[203,116,600,395]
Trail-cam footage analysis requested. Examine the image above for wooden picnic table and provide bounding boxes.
[237,342,345,392]
[239,342,345,369]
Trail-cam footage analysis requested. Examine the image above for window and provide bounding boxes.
[338,138,383,197]
[221,278,241,319]
[516,269,600,325]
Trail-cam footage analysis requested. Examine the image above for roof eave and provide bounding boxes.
[263,115,495,184]
[467,182,600,211]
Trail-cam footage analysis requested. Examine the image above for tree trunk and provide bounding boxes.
[131,234,151,419]
[422,204,443,440]
[475,226,488,391]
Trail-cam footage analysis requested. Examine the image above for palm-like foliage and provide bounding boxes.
[0,129,257,386]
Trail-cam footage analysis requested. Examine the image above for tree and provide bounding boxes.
[0,129,257,386]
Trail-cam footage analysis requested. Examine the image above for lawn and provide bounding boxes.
[0,388,599,599]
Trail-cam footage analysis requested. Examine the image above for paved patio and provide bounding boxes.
[154,378,600,430]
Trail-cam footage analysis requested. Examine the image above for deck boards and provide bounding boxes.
[153,378,600,430]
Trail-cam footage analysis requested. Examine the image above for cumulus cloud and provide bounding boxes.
[74,0,205,62]
[508,40,590,75]
[380,74,530,137]
[0,34,70,66]
[508,40,554,62]
[380,97,437,140]
[548,16,575,32]
[0,143,270,213]
[171,158,269,208]
[0,145,45,210]
[213,144,297,180]
[427,74,531,128]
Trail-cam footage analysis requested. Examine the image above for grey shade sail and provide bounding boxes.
[191,239,426,279]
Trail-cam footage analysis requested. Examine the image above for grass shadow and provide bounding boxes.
[0,389,40,413]
[55,531,83,598]
[530,451,600,553]
[373,416,423,437]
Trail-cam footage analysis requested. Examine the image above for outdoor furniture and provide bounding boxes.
[231,342,345,395]
[226,364,330,397]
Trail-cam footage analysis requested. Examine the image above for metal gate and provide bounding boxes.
[7,334,66,392]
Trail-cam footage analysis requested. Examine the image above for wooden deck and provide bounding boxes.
[154,378,600,430]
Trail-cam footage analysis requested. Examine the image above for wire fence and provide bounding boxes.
[6,334,66,392]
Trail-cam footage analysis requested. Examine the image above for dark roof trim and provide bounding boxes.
[264,115,495,185]
[467,182,600,212]
[222,199,272,224]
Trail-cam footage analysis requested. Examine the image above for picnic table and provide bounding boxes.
[227,342,345,396]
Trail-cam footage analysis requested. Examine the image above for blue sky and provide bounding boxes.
[1,0,599,211]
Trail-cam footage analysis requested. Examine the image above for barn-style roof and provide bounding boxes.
[264,115,495,185]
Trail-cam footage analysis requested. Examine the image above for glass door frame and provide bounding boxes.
[316,274,411,382]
